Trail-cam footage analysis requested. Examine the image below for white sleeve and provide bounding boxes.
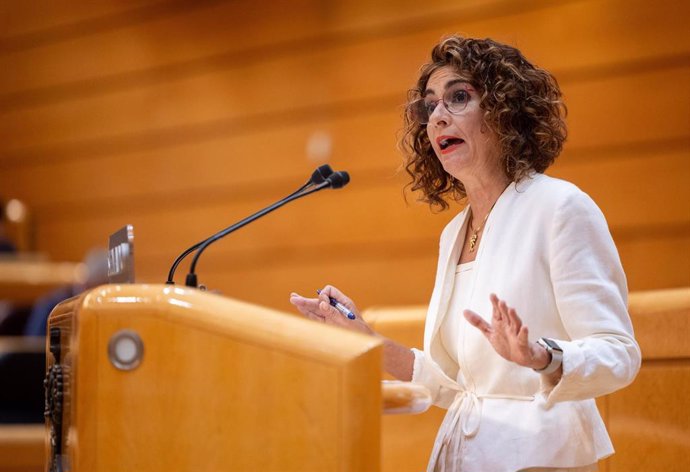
[541,191,641,404]
[411,348,457,409]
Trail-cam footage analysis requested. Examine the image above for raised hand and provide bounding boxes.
[463,293,549,370]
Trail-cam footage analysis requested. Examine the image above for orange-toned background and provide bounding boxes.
[1,0,688,313]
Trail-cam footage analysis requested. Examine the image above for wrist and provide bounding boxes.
[533,338,563,375]
[531,343,551,370]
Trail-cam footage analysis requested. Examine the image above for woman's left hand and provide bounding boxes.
[464,293,550,370]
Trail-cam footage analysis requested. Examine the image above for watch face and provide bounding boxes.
[542,338,562,351]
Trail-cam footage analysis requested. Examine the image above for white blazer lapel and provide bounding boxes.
[424,207,469,350]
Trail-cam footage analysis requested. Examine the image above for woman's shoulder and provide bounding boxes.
[516,173,597,209]
[517,172,580,196]
[514,173,608,230]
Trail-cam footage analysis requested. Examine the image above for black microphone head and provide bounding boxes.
[327,171,350,189]
[310,165,334,185]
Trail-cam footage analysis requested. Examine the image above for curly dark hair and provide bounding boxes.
[401,35,567,210]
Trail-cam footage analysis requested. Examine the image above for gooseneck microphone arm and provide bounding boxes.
[184,177,340,288]
[165,165,336,285]
[164,182,309,285]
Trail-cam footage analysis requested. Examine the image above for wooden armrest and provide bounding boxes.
[382,381,431,415]
[0,336,45,353]
[0,260,84,305]
[0,424,45,469]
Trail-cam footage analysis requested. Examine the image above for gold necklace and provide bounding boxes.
[468,201,497,252]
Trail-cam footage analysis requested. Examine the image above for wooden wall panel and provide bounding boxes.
[1,0,688,97]
[2,63,689,174]
[26,147,689,256]
[2,4,689,151]
[0,0,688,314]
[552,147,690,230]
[616,234,690,291]
[0,0,167,39]
[0,0,537,93]
[12,148,690,309]
[0,110,405,204]
[144,252,441,313]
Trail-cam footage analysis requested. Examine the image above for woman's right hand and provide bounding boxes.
[292,285,415,380]
[289,285,375,336]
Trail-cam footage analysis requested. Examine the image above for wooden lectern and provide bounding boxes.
[45,284,384,472]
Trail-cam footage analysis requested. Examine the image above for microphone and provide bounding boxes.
[165,166,350,287]
[310,164,335,185]
[327,171,350,189]
[165,165,335,285]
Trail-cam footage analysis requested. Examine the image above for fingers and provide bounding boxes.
[464,310,492,337]
[490,293,522,335]
[290,290,350,326]
[290,292,332,318]
[508,307,522,334]
[490,293,501,322]
[490,295,509,329]
[289,293,325,321]
[319,284,357,312]
[467,294,536,368]
[289,292,313,310]
[318,300,343,321]
[518,325,530,345]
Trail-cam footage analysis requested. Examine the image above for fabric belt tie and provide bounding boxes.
[427,390,534,472]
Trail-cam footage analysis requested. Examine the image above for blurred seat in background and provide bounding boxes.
[23,248,109,337]
[0,248,108,424]
[1,198,108,425]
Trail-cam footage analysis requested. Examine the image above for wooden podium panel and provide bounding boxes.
[46,284,382,472]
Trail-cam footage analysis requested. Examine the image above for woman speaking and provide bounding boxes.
[290,35,640,472]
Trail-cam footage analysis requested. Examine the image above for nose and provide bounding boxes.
[428,99,449,126]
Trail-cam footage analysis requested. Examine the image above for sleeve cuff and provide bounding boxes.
[411,347,426,384]
[540,339,586,405]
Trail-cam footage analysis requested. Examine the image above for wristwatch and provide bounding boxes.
[534,338,563,375]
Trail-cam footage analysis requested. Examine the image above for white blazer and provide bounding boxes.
[411,173,641,471]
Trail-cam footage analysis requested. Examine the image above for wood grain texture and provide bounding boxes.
[51,284,382,472]
[1,29,688,152]
[0,0,687,312]
[1,0,687,99]
[0,0,175,40]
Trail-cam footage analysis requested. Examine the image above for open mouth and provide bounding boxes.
[438,137,464,151]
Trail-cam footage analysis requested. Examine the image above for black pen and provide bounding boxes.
[316,290,356,320]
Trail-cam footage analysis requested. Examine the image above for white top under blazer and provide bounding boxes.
[411,172,641,471]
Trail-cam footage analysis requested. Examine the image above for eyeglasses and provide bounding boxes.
[408,84,472,125]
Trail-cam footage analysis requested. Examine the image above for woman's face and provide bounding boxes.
[424,66,502,182]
